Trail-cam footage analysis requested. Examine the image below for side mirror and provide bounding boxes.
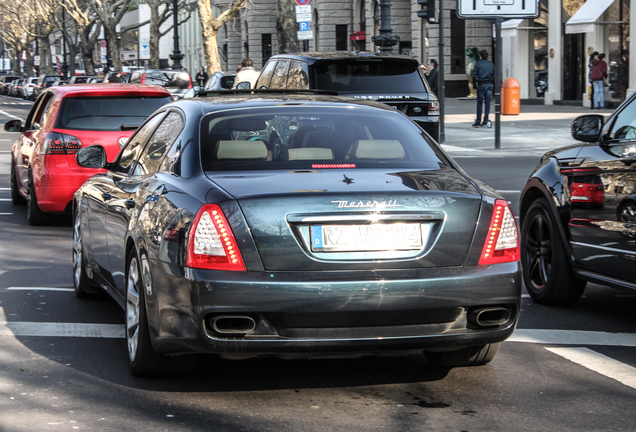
[4,119,22,132]
[236,81,251,90]
[571,115,604,143]
[76,145,108,169]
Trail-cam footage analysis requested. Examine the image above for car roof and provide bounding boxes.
[45,83,173,98]
[170,92,400,113]
[267,51,420,63]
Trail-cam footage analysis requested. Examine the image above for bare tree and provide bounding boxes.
[63,0,102,75]
[276,0,298,54]
[197,0,248,73]
[144,0,195,69]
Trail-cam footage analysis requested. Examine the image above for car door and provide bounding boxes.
[569,100,636,283]
[106,111,183,295]
[86,112,165,287]
[15,93,54,194]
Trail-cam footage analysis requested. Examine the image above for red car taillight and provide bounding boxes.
[428,101,439,112]
[478,199,520,265]
[141,73,146,84]
[187,204,246,271]
[42,132,82,154]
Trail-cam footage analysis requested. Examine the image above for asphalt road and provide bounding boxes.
[0,95,635,431]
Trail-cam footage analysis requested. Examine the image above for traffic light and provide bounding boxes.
[417,0,436,23]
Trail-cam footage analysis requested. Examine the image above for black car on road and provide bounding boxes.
[520,91,636,306]
[255,52,440,142]
[73,93,520,376]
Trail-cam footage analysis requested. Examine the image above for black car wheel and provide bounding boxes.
[521,198,585,306]
[26,173,53,225]
[126,250,197,377]
[10,156,26,205]
[618,201,636,223]
[72,209,99,298]
[424,343,501,367]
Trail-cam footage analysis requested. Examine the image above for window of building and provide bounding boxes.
[336,25,348,51]
[262,34,272,64]
[450,11,466,75]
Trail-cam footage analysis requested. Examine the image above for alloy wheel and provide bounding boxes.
[126,257,141,363]
[72,212,83,288]
[524,212,552,291]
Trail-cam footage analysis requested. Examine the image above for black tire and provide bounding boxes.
[617,200,636,223]
[26,173,54,226]
[72,209,100,298]
[10,156,26,205]
[424,343,501,367]
[521,198,586,306]
[126,250,197,377]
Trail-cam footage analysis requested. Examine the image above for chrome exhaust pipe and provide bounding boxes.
[211,315,256,335]
[468,307,510,327]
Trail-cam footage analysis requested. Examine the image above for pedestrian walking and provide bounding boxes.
[426,59,438,96]
[232,58,260,89]
[105,70,124,83]
[591,53,608,109]
[588,51,598,110]
[471,49,495,127]
[196,66,209,87]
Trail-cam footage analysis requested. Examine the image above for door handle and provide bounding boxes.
[124,199,136,209]
[102,192,113,200]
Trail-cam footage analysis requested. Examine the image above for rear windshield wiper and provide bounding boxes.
[120,124,140,130]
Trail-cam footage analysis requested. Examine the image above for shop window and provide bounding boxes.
[336,25,348,51]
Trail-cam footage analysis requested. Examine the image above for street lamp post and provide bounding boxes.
[169,0,184,70]
[371,0,399,53]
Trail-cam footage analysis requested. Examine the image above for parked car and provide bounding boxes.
[22,77,39,100]
[128,69,192,98]
[71,92,521,376]
[32,74,65,100]
[6,83,173,225]
[182,71,236,99]
[255,52,440,142]
[0,75,20,95]
[519,91,636,306]
[8,79,23,97]
[68,75,96,84]
[535,70,547,97]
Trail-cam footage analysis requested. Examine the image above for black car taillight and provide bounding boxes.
[42,132,83,154]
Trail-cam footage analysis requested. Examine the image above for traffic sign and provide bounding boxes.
[100,39,107,48]
[299,22,310,32]
[297,31,314,40]
[296,5,311,14]
[457,0,539,18]
[295,0,310,5]
[296,13,312,21]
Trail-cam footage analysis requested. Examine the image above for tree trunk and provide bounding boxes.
[148,6,161,69]
[276,0,299,54]
[198,0,248,73]
[80,31,96,75]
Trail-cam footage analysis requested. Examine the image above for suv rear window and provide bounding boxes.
[314,59,427,93]
[200,106,444,171]
[56,96,172,131]
[142,71,191,89]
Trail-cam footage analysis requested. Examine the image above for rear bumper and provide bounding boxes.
[147,261,522,357]
[35,169,96,213]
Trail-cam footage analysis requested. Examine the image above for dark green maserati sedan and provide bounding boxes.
[72,92,521,376]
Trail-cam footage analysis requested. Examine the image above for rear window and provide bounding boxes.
[56,96,172,131]
[314,59,427,93]
[143,71,191,89]
[200,105,445,171]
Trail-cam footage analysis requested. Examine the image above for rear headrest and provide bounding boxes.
[287,147,334,160]
[353,140,405,159]
[214,140,268,160]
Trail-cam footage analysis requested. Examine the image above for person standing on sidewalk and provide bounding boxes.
[588,51,598,110]
[591,53,608,109]
[471,50,495,127]
[426,59,439,96]
[232,58,260,89]
[196,66,209,87]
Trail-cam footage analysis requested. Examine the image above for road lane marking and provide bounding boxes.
[6,287,74,292]
[546,347,636,391]
[0,322,124,338]
[509,329,636,347]
[0,109,25,122]
[496,190,521,194]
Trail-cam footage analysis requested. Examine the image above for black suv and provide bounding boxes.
[255,52,439,142]
[33,75,65,100]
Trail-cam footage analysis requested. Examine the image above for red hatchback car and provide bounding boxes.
[6,83,172,224]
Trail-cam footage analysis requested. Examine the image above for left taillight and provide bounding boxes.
[428,101,439,113]
[478,199,520,265]
[41,132,82,154]
[186,204,246,271]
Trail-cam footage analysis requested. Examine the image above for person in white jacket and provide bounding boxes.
[232,58,260,89]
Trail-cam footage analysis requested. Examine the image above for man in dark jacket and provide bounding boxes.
[426,59,438,96]
[471,50,495,127]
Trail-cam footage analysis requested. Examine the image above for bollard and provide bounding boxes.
[502,77,520,115]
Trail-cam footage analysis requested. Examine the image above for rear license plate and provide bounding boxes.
[572,196,589,200]
[310,223,425,252]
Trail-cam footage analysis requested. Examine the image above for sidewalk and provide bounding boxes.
[439,98,614,157]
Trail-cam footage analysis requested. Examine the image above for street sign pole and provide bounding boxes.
[494,17,502,149]
[439,0,445,144]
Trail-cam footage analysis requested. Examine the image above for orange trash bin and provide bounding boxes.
[502,77,520,115]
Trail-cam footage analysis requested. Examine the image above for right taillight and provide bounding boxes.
[187,204,246,271]
[478,199,519,265]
